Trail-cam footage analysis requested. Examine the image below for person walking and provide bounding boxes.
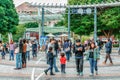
[73,39,85,76]
[47,38,59,72]
[86,42,100,76]
[22,39,27,68]
[26,40,30,60]
[44,47,55,75]
[60,52,66,74]
[9,40,15,61]
[103,39,113,65]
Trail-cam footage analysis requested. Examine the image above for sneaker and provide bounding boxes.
[80,72,83,76]
[63,72,66,74]
[89,73,94,76]
[103,62,106,64]
[44,70,47,75]
[77,72,79,75]
[55,70,60,72]
[95,71,98,75]
[50,73,55,75]
[109,63,113,65]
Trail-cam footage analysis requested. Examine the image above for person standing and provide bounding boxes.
[15,39,23,69]
[54,40,59,57]
[63,39,71,61]
[14,39,22,70]
[32,41,37,59]
[60,52,66,74]
[103,39,113,65]
[26,40,30,61]
[22,39,27,68]
[44,47,55,75]
[1,45,5,59]
[97,39,103,51]
[73,39,85,76]
[0,41,2,58]
[86,42,100,76]
[9,40,15,61]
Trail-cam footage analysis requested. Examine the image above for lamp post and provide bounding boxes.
[41,7,44,36]
[94,7,97,43]
[38,7,41,44]
[68,7,71,39]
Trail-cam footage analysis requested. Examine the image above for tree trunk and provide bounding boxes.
[102,30,113,38]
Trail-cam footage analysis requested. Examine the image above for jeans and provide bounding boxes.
[66,51,70,61]
[89,58,98,74]
[55,49,58,57]
[32,50,37,57]
[16,53,22,68]
[98,46,102,51]
[104,53,113,63]
[26,51,30,60]
[61,64,66,73]
[10,50,14,60]
[53,57,59,72]
[75,58,84,73]
[46,59,53,74]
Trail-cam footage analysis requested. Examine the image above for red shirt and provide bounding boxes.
[60,57,66,64]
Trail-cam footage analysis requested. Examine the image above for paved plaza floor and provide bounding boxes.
[0,48,120,80]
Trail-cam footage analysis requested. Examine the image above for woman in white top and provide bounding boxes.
[26,40,31,60]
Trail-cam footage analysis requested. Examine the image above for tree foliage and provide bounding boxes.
[0,0,19,34]
[24,22,38,28]
[63,0,120,38]
[13,24,25,42]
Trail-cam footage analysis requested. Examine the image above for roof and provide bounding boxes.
[16,2,37,12]
[26,26,68,33]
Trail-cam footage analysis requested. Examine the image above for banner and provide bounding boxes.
[26,32,30,39]
[39,36,48,47]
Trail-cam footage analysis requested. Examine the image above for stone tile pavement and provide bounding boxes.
[0,48,120,80]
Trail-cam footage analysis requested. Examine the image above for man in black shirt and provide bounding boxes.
[73,39,85,76]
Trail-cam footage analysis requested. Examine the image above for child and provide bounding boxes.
[60,52,66,73]
[44,47,55,75]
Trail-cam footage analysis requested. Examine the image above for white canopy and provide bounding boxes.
[60,34,68,37]
[46,33,55,37]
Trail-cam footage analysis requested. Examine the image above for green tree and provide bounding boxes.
[13,24,25,42]
[0,0,19,34]
[63,0,120,38]
[24,22,38,28]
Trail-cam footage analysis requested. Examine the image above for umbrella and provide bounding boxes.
[46,33,55,37]
[60,34,68,37]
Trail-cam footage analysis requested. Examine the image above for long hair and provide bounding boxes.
[90,42,96,49]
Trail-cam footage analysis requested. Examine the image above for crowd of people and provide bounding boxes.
[0,38,114,76]
[0,39,38,69]
[44,38,113,76]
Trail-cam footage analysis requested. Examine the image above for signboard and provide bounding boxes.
[26,32,30,39]
[39,36,48,47]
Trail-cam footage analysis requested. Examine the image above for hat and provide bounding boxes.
[76,39,81,42]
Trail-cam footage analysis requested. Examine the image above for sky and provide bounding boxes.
[13,0,68,7]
